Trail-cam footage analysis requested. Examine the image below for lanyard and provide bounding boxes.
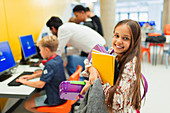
[42,53,57,65]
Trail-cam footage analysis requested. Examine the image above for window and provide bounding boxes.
[129,13,138,21]
[120,13,128,20]
[116,12,148,22]
[139,12,148,22]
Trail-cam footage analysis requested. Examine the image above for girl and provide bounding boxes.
[81,19,145,113]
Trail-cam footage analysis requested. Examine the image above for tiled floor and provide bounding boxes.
[4,53,170,113]
[141,56,170,113]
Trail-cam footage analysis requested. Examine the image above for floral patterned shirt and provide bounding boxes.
[103,56,137,113]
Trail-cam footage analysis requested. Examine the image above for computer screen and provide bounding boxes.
[19,34,37,60]
[0,41,16,75]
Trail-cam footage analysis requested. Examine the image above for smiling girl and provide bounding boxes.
[81,19,145,113]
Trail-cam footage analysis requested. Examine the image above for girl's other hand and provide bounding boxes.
[80,80,90,95]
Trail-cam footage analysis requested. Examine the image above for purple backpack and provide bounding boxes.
[141,74,148,100]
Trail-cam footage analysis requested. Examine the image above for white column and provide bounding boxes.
[100,0,116,47]
[162,0,170,31]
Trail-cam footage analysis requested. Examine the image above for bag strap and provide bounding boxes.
[141,73,148,100]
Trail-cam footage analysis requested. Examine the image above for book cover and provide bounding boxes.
[87,44,107,62]
[92,50,115,86]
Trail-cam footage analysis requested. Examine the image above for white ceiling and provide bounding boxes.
[71,0,164,5]
[117,0,163,2]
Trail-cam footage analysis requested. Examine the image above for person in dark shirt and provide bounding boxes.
[85,7,104,36]
[16,35,66,113]
[73,5,98,33]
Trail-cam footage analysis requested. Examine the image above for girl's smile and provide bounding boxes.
[112,24,131,57]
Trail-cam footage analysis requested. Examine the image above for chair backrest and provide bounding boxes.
[69,65,83,81]
[164,24,170,35]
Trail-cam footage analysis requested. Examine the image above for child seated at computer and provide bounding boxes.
[16,35,67,113]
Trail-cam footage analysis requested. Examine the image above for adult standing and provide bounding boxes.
[46,16,106,57]
[46,16,106,76]
[73,5,99,34]
[85,7,104,36]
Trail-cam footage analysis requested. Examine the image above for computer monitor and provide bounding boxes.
[19,34,37,64]
[0,41,16,82]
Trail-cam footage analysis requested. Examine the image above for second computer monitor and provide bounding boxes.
[19,34,37,60]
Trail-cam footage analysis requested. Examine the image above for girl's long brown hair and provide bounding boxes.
[107,19,145,112]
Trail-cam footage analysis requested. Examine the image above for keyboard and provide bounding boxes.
[8,71,33,86]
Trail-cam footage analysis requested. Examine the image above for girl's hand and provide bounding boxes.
[80,80,90,95]
[88,66,103,84]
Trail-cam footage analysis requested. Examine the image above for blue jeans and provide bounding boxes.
[66,55,86,76]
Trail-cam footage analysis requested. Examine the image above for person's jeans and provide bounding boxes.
[66,55,86,77]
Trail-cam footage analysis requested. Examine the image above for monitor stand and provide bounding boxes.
[0,72,12,82]
[19,48,37,65]
[19,60,36,65]
[19,58,41,67]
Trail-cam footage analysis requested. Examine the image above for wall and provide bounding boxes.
[148,1,163,31]
[0,0,8,42]
[0,0,10,111]
[0,0,69,61]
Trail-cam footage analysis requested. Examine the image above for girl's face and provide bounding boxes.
[112,24,131,57]
[39,46,48,59]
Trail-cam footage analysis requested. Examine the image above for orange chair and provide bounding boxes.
[37,65,83,113]
[164,24,170,35]
[69,65,83,81]
[147,33,165,63]
[147,33,164,49]
[141,46,151,63]
[37,100,72,113]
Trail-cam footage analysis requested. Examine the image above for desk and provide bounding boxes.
[0,65,42,99]
[0,62,43,112]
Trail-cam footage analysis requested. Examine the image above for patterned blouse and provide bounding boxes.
[103,56,137,113]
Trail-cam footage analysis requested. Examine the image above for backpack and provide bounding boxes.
[137,74,148,113]
[141,74,148,100]
[145,35,166,43]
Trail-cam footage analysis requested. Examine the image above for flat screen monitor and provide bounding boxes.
[19,34,37,60]
[0,41,16,81]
